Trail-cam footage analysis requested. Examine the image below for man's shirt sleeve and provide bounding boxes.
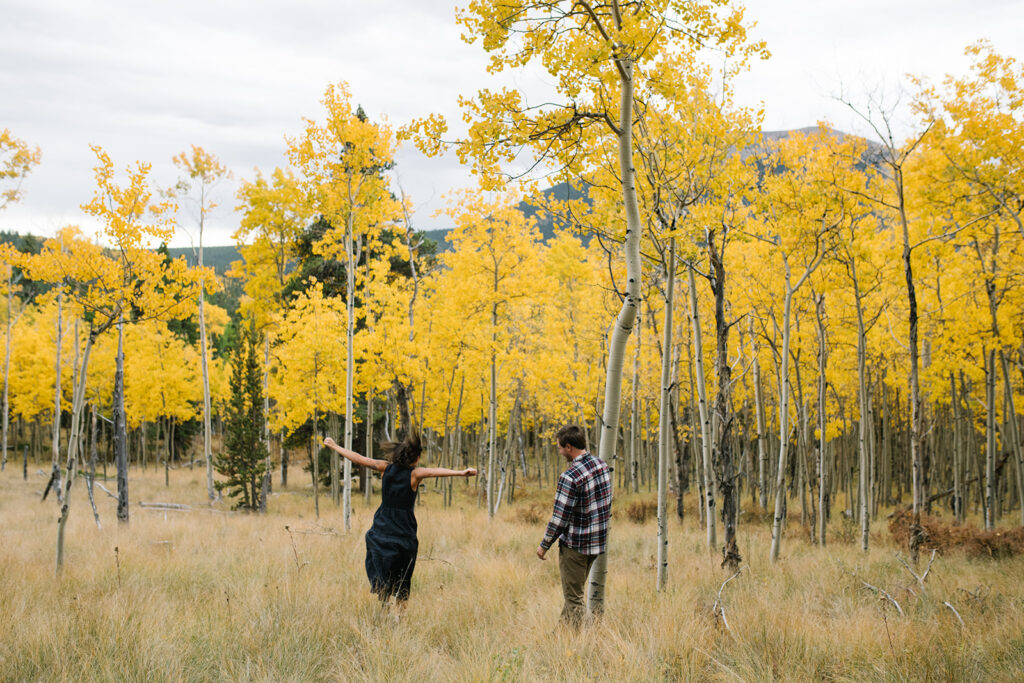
[540,471,575,550]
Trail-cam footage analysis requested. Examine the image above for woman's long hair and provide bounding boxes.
[382,429,421,468]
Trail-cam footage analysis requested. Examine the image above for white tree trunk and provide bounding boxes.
[688,266,716,550]
[114,314,129,523]
[750,316,768,510]
[263,333,272,506]
[985,349,996,529]
[852,272,871,551]
[198,242,215,502]
[814,293,827,546]
[52,290,63,473]
[588,56,641,616]
[2,265,12,470]
[656,239,675,591]
[1000,351,1024,524]
[769,254,822,562]
[56,334,95,572]
[488,346,497,518]
[365,392,374,504]
[769,283,796,562]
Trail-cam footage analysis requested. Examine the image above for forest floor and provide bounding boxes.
[2,464,1023,681]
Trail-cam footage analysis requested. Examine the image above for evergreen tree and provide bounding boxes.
[215,325,268,510]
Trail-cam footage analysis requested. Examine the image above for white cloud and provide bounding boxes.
[2,0,1021,246]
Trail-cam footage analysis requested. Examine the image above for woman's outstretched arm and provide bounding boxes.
[411,466,477,489]
[323,437,389,473]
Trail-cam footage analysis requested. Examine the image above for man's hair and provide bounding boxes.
[555,424,586,450]
[383,429,422,467]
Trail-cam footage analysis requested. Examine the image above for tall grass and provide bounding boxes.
[2,466,1023,681]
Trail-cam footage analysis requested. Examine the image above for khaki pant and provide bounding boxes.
[558,544,601,627]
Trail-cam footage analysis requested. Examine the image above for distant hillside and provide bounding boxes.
[5,129,876,266]
[422,181,591,251]
[166,245,240,276]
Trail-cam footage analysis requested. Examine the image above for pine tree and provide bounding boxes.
[215,325,268,511]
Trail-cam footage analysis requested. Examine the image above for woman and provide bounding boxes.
[323,431,476,609]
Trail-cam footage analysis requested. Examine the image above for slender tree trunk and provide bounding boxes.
[488,346,497,518]
[629,336,640,493]
[343,216,358,531]
[2,265,13,470]
[365,392,375,504]
[280,430,288,488]
[52,290,63,483]
[950,373,963,523]
[814,293,828,547]
[330,412,340,507]
[898,180,925,557]
[114,314,129,524]
[198,256,216,503]
[55,335,96,573]
[312,406,320,519]
[998,351,1024,524]
[262,334,272,507]
[688,266,716,549]
[751,316,768,510]
[87,405,101,529]
[589,53,641,616]
[985,349,997,529]
[708,230,740,570]
[770,260,815,562]
[850,265,871,550]
[656,238,675,591]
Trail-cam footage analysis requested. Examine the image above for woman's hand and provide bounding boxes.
[463,468,478,477]
[324,437,336,448]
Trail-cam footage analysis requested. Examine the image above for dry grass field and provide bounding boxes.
[2,464,1023,682]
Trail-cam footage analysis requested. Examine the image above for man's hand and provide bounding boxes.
[536,545,547,561]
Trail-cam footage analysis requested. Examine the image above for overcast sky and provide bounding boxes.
[1,0,1020,248]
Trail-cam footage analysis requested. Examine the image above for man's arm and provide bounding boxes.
[537,473,575,559]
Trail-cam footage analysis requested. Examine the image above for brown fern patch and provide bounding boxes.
[888,509,1024,558]
[624,499,658,524]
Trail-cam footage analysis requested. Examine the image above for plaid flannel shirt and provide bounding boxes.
[540,452,612,555]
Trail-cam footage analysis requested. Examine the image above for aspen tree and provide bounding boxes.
[623,64,760,568]
[357,190,431,498]
[268,281,348,513]
[913,43,1024,240]
[412,1,765,608]
[19,148,200,570]
[234,167,310,493]
[813,292,828,546]
[913,45,1024,525]
[748,132,845,562]
[1,248,26,473]
[171,146,231,503]
[1,148,35,468]
[288,85,401,529]
[656,238,674,589]
[440,191,543,517]
[528,232,608,433]
[832,94,948,556]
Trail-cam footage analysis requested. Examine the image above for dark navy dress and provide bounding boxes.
[365,463,418,599]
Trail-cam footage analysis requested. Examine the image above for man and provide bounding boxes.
[536,424,612,627]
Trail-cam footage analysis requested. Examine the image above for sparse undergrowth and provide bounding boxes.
[2,468,1024,681]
